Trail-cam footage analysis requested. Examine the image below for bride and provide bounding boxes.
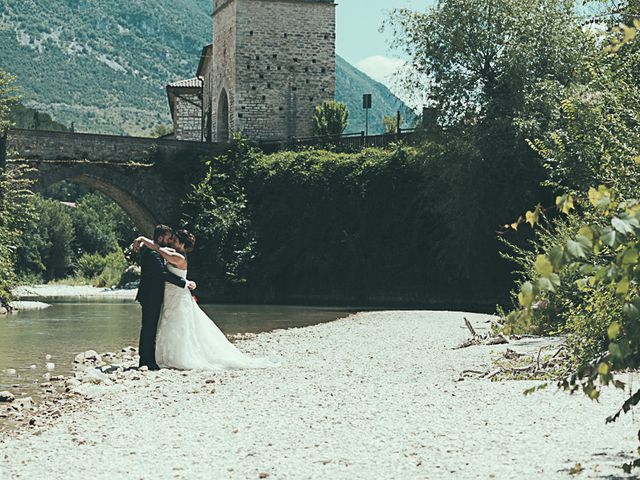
[134,229,277,370]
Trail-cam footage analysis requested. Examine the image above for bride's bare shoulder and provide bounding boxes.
[158,247,187,270]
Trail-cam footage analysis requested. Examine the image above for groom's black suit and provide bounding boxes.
[135,246,187,369]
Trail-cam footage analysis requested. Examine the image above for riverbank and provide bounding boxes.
[11,284,137,301]
[7,301,51,312]
[1,311,638,479]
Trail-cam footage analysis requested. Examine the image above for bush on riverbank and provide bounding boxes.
[501,16,640,472]
[181,136,544,306]
[75,250,129,288]
[502,22,640,363]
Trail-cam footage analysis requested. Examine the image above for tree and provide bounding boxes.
[388,0,591,130]
[0,70,27,305]
[16,196,74,281]
[150,123,173,138]
[384,0,593,286]
[312,100,349,137]
[182,138,257,286]
[382,115,398,134]
[70,193,134,256]
[501,19,640,472]
[0,70,17,132]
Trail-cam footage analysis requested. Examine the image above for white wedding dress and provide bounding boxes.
[155,264,277,370]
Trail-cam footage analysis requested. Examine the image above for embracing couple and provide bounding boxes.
[132,225,275,371]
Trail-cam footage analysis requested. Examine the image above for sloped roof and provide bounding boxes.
[167,77,203,89]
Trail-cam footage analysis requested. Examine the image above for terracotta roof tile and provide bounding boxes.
[167,77,203,89]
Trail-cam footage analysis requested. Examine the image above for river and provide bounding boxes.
[0,298,354,402]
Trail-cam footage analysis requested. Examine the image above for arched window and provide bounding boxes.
[217,89,230,142]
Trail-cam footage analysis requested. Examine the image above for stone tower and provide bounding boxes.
[200,0,336,142]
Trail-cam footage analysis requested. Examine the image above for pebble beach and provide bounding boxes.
[0,311,638,479]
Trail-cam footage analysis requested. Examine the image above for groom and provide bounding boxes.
[135,224,196,370]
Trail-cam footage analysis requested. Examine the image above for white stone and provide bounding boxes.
[74,350,102,364]
[81,369,113,385]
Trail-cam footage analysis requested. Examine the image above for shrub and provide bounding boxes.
[565,287,621,367]
[76,252,109,280]
[312,100,349,137]
[76,250,128,287]
[94,250,128,288]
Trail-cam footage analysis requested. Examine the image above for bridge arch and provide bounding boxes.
[4,128,232,236]
[57,174,157,236]
[26,163,179,237]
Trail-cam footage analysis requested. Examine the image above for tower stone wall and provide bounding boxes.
[203,0,336,142]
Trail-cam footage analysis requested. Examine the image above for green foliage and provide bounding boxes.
[0,70,34,305]
[500,215,586,336]
[385,0,591,299]
[501,19,640,472]
[312,101,349,137]
[9,102,69,131]
[506,187,640,471]
[0,70,17,132]
[183,138,518,303]
[565,287,621,367]
[15,191,135,282]
[150,124,172,138]
[182,138,257,285]
[75,252,110,280]
[529,67,640,198]
[75,250,128,287]
[15,196,74,280]
[93,250,128,288]
[388,0,590,128]
[70,192,135,255]
[0,165,34,304]
[382,115,397,134]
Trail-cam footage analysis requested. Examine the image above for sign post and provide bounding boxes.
[363,94,372,137]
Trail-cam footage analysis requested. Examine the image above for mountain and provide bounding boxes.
[336,56,414,134]
[0,0,412,136]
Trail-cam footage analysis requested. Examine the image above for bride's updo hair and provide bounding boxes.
[175,229,196,253]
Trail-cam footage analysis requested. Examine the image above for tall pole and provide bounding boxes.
[365,108,369,137]
[363,94,372,138]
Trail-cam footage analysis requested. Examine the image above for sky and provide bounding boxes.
[335,0,435,91]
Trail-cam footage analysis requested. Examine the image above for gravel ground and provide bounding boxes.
[1,311,638,480]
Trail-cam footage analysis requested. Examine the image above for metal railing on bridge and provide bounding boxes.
[256,129,420,153]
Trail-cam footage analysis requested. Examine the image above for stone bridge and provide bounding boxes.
[2,128,229,235]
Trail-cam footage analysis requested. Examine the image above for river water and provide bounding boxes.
[0,299,354,400]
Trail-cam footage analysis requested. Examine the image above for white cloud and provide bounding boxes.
[355,55,405,88]
[355,55,419,107]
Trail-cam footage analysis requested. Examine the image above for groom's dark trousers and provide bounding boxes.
[135,247,187,369]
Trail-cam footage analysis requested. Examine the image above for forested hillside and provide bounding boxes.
[0,0,411,136]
